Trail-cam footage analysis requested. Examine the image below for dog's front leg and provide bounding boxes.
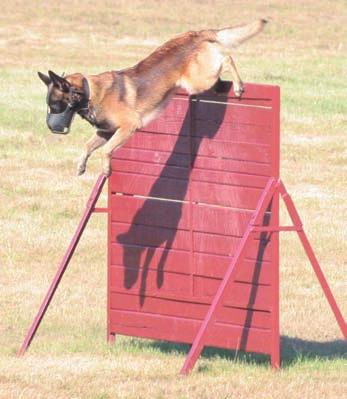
[77,130,113,176]
[102,124,137,177]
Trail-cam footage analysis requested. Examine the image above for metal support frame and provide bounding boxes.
[180,178,346,374]
[17,174,108,356]
[17,174,346,375]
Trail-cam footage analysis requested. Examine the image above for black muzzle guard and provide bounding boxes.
[46,104,76,134]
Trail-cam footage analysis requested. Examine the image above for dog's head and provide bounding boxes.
[38,70,90,134]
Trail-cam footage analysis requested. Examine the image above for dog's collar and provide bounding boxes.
[82,76,91,104]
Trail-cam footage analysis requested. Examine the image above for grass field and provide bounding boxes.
[0,1,346,398]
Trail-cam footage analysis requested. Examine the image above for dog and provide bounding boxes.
[38,19,268,177]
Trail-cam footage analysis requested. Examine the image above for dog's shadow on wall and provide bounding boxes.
[116,82,230,306]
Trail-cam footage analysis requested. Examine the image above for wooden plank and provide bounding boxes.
[123,131,190,153]
[110,249,271,286]
[191,181,263,209]
[110,172,264,209]
[110,195,190,230]
[112,159,189,180]
[141,119,189,136]
[193,231,273,259]
[193,156,271,177]
[109,265,192,296]
[192,139,271,164]
[158,95,190,119]
[111,225,272,258]
[110,243,193,276]
[112,147,271,177]
[194,254,272,285]
[109,292,272,329]
[193,277,272,311]
[110,173,189,201]
[109,310,272,354]
[109,243,271,285]
[110,196,258,235]
[194,119,271,145]
[109,265,271,311]
[192,204,252,236]
[195,82,275,102]
[191,168,268,188]
[122,133,271,164]
[111,222,191,251]
[112,147,190,168]
[195,101,273,126]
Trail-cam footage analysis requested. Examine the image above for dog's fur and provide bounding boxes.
[38,19,267,176]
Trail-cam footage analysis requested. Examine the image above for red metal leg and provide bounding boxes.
[280,182,347,339]
[180,178,278,375]
[17,174,108,356]
[108,333,116,344]
[270,194,281,369]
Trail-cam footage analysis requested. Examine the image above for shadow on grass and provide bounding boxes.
[143,335,347,367]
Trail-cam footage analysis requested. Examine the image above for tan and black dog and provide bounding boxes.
[38,19,267,176]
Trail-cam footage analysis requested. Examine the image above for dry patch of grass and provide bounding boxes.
[0,1,346,398]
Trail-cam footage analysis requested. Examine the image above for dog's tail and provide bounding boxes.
[216,19,268,48]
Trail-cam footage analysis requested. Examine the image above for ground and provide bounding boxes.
[0,1,346,398]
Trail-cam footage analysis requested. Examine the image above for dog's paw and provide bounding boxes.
[102,164,112,177]
[76,163,86,176]
[234,81,244,98]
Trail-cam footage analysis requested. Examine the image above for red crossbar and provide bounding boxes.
[17,174,108,356]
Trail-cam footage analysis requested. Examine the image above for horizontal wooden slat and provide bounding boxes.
[193,156,272,177]
[112,147,190,167]
[194,253,271,285]
[191,181,263,209]
[110,173,189,201]
[109,266,271,311]
[195,101,272,127]
[193,276,272,311]
[192,139,271,163]
[111,224,272,259]
[195,82,276,102]
[110,195,257,236]
[110,172,264,209]
[123,131,190,153]
[193,231,273,259]
[110,243,192,276]
[191,168,269,188]
[110,265,192,296]
[110,292,271,329]
[112,147,272,177]
[121,132,271,164]
[111,160,269,189]
[109,310,272,354]
[111,222,191,251]
[192,203,252,236]
[110,243,271,285]
[194,119,271,145]
[158,95,190,119]
[110,195,190,229]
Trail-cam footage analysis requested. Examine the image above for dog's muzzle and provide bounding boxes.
[46,104,76,134]
[46,81,90,134]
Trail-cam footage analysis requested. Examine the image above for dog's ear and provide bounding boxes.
[48,70,71,92]
[81,77,90,98]
[38,72,51,86]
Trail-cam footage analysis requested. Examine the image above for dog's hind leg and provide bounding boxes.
[221,55,244,97]
[77,130,113,176]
